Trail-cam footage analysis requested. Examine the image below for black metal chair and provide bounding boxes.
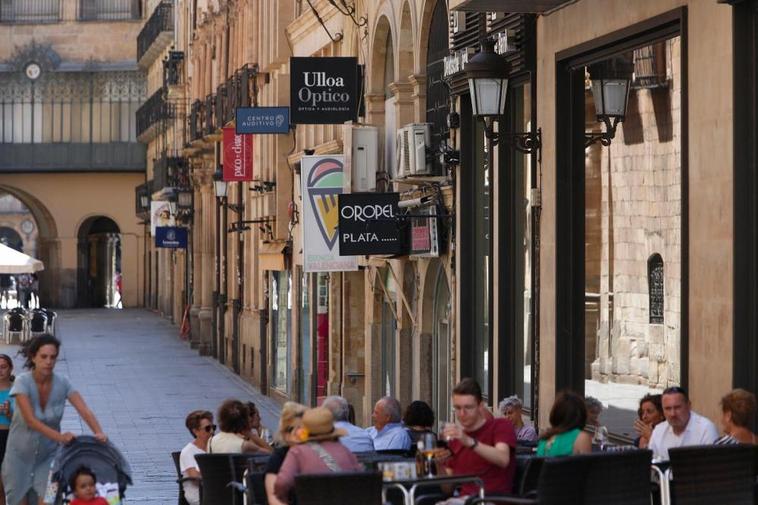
[667,444,755,505]
[171,451,195,505]
[583,449,652,505]
[516,456,544,497]
[195,453,251,505]
[294,471,383,505]
[245,471,267,505]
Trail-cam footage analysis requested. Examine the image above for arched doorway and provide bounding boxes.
[0,227,23,252]
[420,260,452,422]
[77,216,121,308]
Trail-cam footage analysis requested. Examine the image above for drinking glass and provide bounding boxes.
[422,432,437,477]
[592,425,609,450]
[260,428,273,444]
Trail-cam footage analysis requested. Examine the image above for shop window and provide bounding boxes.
[648,254,664,324]
[271,271,292,394]
[431,263,451,422]
[578,35,682,436]
[380,267,397,397]
[425,0,450,176]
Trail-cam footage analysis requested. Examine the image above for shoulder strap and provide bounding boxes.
[308,442,342,472]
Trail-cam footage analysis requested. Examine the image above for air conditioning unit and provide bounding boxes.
[396,123,432,178]
[342,124,378,192]
[451,11,466,33]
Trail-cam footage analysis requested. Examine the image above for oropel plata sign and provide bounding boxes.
[338,193,405,256]
[290,57,358,124]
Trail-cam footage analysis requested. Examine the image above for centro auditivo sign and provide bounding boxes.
[290,57,359,124]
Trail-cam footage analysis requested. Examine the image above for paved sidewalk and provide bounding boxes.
[0,308,280,504]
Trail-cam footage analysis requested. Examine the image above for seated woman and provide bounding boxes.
[245,401,273,454]
[537,391,592,457]
[208,399,264,453]
[264,402,306,505]
[584,396,604,429]
[633,394,664,448]
[715,388,757,445]
[403,400,435,447]
[498,395,537,443]
[179,410,214,505]
[274,407,362,503]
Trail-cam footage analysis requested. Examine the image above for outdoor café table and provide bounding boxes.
[382,474,485,505]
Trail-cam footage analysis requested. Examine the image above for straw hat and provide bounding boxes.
[295,407,347,443]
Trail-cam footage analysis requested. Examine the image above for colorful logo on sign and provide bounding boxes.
[306,158,344,250]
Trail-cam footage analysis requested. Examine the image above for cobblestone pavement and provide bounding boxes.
[0,308,280,504]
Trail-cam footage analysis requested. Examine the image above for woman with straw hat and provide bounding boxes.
[274,407,362,503]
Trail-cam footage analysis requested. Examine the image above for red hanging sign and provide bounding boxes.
[222,127,253,181]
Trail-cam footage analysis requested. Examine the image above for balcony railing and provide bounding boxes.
[218,65,253,126]
[0,142,145,172]
[203,94,216,137]
[78,0,140,21]
[0,0,60,24]
[188,99,204,142]
[153,152,190,191]
[137,0,173,67]
[136,87,172,141]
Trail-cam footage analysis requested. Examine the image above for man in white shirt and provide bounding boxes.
[322,395,375,452]
[365,396,412,451]
[649,386,719,461]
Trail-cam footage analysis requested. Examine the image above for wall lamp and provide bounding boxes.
[464,39,541,156]
[249,181,276,194]
[585,55,634,148]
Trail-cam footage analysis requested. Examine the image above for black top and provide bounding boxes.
[264,446,289,475]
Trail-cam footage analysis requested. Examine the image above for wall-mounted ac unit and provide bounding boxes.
[451,11,466,34]
[343,123,378,192]
[396,123,432,178]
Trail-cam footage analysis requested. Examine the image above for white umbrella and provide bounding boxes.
[0,243,44,274]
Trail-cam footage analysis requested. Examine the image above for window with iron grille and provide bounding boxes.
[0,0,60,24]
[633,42,669,89]
[0,71,146,144]
[78,0,141,21]
[648,253,664,324]
[426,0,450,176]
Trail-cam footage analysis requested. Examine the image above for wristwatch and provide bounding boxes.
[469,438,479,449]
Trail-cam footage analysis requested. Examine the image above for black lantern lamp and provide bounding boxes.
[213,166,228,200]
[585,55,634,147]
[139,193,149,211]
[177,189,193,211]
[464,39,541,155]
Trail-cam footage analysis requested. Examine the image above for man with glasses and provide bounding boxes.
[439,378,517,504]
[180,410,215,505]
[649,386,718,461]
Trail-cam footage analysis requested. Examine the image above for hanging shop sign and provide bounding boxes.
[302,155,358,272]
[290,57,358,124]
[236,107,290,134]
[155,226,188,249]
[338,193,405,256]
[222,127,253,181]
[410,206,442,257]
[150,200,175,236]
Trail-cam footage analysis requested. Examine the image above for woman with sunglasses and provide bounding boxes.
[179,410,215,505]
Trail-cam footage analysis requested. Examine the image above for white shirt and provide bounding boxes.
[179,442,205,505]
[207,432,245,453]
[649,410,719,461]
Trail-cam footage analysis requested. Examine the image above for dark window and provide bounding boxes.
[648,254,664,324]
[426,0,450,175]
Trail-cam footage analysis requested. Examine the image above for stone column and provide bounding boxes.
[389,81,415,131]
[409,74,427,123]
[197,176,215,355]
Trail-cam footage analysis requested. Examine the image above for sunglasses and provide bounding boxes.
[202,424,217,433]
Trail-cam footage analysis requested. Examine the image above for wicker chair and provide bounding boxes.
[294,471,383,505]
[667,444,755,505]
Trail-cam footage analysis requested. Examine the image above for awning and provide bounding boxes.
[259,241,287,271]
[450,0,574,12]
[0,243,44,274]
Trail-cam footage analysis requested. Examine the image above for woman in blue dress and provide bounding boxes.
[1,335,107,505]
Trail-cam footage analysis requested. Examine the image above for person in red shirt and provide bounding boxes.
[440,378,517,502]
[68,466,108,505]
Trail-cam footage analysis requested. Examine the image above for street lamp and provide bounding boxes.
[585,55,634,147]
[213,167,228,200]
[464,39,541,155]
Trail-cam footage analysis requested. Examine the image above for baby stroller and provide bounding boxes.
[47,435,133,504]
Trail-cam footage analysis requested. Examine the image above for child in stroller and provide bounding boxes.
[68,467,107,505]
[46,435,132,505]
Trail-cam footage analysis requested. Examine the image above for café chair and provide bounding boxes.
[666,444,755,505]
[171,451,197,505]
[195,453,255,505]
[294,471,383,505]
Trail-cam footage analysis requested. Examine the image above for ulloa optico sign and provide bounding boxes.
[290,57,358,124]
